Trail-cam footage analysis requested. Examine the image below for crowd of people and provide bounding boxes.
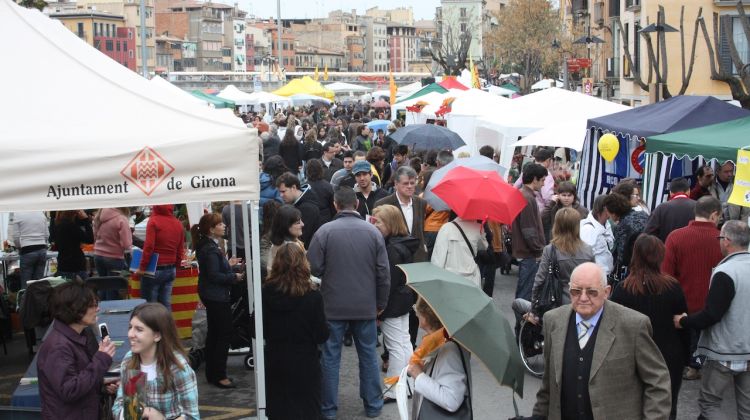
[7,99,750,419]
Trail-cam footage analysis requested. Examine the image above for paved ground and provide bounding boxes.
[0,267,737,419]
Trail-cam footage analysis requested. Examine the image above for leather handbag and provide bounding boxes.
[532,245,562,316]
[417,341,472,420]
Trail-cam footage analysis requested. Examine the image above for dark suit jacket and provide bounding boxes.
[374,193,428,262]
[533,300,672,420]
[645,196,696,242]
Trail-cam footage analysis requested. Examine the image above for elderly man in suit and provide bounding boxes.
[374,165,428,262]
[532,262,671,420]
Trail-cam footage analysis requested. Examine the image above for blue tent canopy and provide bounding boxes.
[578,96,750,210]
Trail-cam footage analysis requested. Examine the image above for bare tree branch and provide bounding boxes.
[679,7,702,95]
[614,18,649,91]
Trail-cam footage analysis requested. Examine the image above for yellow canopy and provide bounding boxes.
[273,76,335,100]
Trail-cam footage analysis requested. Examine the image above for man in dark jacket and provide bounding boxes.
[645,177,696,242]
[347,112,364,145]
[512,163,547,301]
[374,166,428,262]
[276,172,322,248]
[321,143,344,182]
[353,161,388,219]
[307,187,390,420]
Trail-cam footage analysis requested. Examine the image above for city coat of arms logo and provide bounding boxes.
[121,147,175,196]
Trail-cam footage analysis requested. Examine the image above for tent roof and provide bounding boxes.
[273,76,334,100]
[150,75,214,108]
[501,83,520,92]
[588,95,750,138]
[531,79,563,90]
[191,90,234,108]
[646,116,750,163]
[217,84,257,104]
[438,77,469,91]
[0,0,258,211]
[325,81,372,93]
[511,121,588,151]
[422,88,508,117]
[397,81,423,95]
[245,91,292,106]
[487,85,515,96]
[396,83,449,103]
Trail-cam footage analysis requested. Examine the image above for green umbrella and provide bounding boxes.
[399,262,525,398]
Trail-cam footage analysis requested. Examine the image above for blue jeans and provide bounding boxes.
[94,256,127,300]
[321,319,383,419]
[515,258,539,301]
[19,249,47,289]
[140,267,175,310]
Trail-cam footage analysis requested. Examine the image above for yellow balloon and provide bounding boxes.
[598,133,620,162]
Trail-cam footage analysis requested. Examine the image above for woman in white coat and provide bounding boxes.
[407,298,471,419]
[430,217,487,287]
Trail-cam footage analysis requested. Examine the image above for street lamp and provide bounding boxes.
[639,13,678,101]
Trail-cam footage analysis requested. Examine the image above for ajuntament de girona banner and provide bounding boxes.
[0,133,260,212]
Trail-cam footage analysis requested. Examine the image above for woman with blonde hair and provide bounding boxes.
[112,302,199,419]
[263,243,328,419]
[371,205,419,401]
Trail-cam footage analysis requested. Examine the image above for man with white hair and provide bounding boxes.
[532,262,671,420]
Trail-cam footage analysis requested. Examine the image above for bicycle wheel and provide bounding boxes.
[518,320,545,378]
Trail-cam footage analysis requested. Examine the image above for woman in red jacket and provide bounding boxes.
[135,204,185,310]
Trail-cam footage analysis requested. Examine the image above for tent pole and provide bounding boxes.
[243,202,266,419]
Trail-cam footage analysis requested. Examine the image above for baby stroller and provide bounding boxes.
[189,281,255,371]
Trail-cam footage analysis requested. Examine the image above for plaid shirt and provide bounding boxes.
[113,351,200,420]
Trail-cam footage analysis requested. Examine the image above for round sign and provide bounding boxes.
[631,144,646,174]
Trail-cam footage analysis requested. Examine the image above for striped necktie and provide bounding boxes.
[578,320,591,349]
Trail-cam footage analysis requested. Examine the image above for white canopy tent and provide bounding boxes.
[396,81,423,96]
[217,84,257,112]
[474,88,629,171]
[245,91,292,116]
[150,75,217,109]
[531,79,564,91]
[510,121,590,151]
[391,91,450,125]
[325,81,372,96]
[1,1,269,417]
[487,85,516,97]
[290,93,332,105]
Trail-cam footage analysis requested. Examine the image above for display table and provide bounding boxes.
[11,299,145,408]
[128,267,199,339]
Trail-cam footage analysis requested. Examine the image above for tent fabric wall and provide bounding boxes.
[577,96,750,210]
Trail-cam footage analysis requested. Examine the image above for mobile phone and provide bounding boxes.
[99,323,109,339]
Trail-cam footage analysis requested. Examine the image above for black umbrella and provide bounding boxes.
[389,123,466,151]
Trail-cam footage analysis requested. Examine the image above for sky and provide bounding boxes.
[241,0,442,21]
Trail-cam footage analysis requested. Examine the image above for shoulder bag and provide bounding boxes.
[452,221,490,265]
[417,340,472,420]
[532,245,562,316]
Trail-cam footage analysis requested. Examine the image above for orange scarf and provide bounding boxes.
[383,327,448,385]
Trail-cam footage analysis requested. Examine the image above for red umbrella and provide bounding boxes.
[431,166,526,224]
[371,99,390,108]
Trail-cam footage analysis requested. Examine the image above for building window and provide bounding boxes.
[460,23,467,32]
[77,22,84,37]
[106,24,110,37]
[116,41,120,51]
[129,50,134,58]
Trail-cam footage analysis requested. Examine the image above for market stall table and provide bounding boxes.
[11,299,145,408]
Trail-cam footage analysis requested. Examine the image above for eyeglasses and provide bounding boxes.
[717,236,726,240]
[569,287,602,298]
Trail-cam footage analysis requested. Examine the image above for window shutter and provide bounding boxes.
[719,15,733,74]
